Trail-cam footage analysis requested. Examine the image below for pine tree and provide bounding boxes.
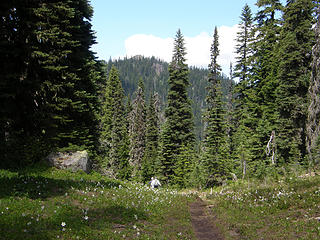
[276,0,315,164]
[160,29,195,184]
[129,78,147,180]
[306,4,320,171]
[203,27,228,186]
[101,66,130,179]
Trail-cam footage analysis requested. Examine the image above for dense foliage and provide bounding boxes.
[1,0,100,168]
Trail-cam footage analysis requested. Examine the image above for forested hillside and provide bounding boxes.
[102,56,232,141]
[1,0,320,190]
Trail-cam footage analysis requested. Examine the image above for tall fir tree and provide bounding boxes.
[141,93,161,182]
[101,66,130,179]
[129,78,147,180]
[203,27,229,186]
[248,0,283,170]
[160,29,195,184]
[234,4,254,87]
[275,0,315,165]
[306,4,320,171]
[226,63,234,140]
[233,4,257,178]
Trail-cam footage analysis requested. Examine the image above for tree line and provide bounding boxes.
[1,0,320,188]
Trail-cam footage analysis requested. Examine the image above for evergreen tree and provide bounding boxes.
[306,4,320,171]
[225,63,236,175]
[250,0,283,167]
[174,144,196,188]
[237,0,284,175]
[0,0,100,167]
[226,63,234,140]
[234,4,254,86]
[233,4,257,178]
[275,0,315,164]
[203,27,228,186]
[141,93,160,182]
[101,66,130,179]
[160,29,195,184]
[129,78,147,180]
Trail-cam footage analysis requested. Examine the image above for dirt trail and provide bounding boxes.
[189,197,224,240]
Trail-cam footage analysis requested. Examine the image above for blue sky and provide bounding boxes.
[90,0,282,74]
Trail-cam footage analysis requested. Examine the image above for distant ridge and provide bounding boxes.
[101,56,233,141]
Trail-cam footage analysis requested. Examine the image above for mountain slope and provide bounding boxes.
[102,56,233,141]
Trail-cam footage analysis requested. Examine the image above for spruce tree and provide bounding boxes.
[203,27,228,186]
[160,29,195,184]
[101,66,130,179]
[129,78,147,180]
[276,0,315,164]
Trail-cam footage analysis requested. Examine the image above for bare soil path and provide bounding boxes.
[189,197,224,240]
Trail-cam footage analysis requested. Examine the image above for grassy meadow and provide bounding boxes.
[2,163,320,240]
[205,174,320,240]
[0,165,195,240]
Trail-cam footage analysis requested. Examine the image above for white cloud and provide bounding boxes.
[125,34,173,62]
[124,25,239,75]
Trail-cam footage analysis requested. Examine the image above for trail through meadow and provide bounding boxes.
[189,197,224,240]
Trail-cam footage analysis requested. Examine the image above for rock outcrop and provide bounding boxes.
[47,151,90,173]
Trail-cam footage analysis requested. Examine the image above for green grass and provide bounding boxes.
[205,175,320,240]
[0,164,196,240]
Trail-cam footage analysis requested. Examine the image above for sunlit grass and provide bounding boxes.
[206,175,320,240]
[0,164,196,240]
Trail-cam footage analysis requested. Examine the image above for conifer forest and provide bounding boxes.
[2,0,320,189]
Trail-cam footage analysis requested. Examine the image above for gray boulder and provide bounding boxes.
[47,151,90,173]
